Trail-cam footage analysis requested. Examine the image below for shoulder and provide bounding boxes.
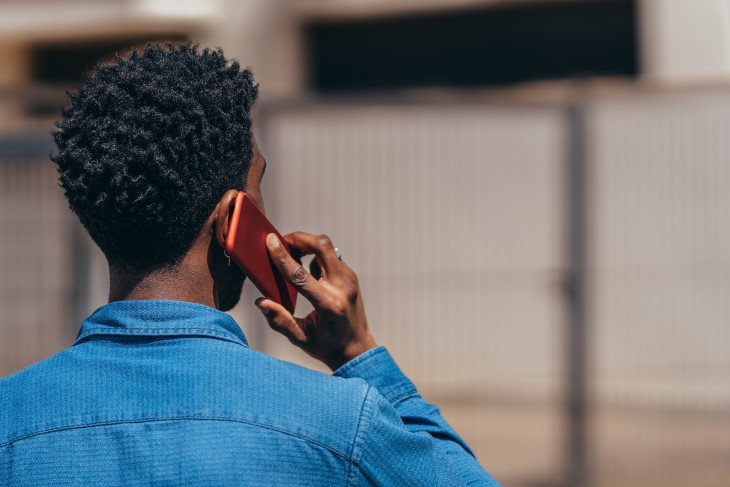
[0,348,81,443]
[246,348,370,396]
[203,347,378,460]
[0,347,78,400]
[242,349,374,426]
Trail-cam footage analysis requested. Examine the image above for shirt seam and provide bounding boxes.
[388,388,420,406]
[354,382,416,405]
[0,416,348,459]
[74,327,247,347]
[345,385,378,487]
[332,346,388,377]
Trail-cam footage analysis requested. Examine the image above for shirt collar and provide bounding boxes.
[73,299,249,348]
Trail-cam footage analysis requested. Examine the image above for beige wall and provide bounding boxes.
[641,0,730,84]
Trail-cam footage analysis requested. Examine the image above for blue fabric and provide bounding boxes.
[1,300,500,486]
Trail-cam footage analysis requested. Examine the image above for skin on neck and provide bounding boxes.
[108,229,219,308]
[107,138,267,311]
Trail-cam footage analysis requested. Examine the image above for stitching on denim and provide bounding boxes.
[383,383,418,404]
[0,416,349,459]
[74,327,247,347]
[345,385,376,487]
[348,385,370,463]
[77,327,236,338]
[388,390,420,407]
[332,346,387,377]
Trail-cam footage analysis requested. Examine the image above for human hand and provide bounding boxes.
[255,231,377,371]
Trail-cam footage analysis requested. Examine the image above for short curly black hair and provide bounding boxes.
[52,42,258,270]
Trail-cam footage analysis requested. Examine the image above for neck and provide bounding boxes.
[108,254,215,308]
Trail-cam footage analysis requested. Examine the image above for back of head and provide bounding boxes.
[52,43,259,271]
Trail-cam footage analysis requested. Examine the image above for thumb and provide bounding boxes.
[256,298,307,343]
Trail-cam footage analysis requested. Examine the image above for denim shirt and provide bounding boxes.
[1,300,499,486]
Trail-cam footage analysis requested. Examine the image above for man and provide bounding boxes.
[0,43,499,486]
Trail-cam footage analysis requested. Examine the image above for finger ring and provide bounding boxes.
[335,247,343,261]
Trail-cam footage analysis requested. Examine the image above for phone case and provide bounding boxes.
[224,192,297,313]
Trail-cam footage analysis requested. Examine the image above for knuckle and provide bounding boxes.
[342,266,360,287]
[316,234,334,250]
[349,268,360,285]
[345,285,359,302]
[274,250,288,265]
[266,316,285,331]
[304,314,317,330]
[291,265,309,287]
[329,299,346,317]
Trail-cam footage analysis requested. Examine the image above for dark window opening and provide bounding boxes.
[30,35,189,85]
[27,35,188,115]
[306,0,638,93]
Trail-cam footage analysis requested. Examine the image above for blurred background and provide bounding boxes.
[1,0,729,486]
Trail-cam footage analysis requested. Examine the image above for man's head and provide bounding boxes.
[52,43,263,310]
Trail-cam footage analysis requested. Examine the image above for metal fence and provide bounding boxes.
[1,92,729,487]
[587,93,730,487]
[0,133,78,375]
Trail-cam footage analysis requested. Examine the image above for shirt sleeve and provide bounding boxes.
[333,346,501,487]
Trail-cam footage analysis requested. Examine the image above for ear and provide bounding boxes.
[212,189,239,248]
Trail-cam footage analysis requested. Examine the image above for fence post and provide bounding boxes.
[564,97,590,487]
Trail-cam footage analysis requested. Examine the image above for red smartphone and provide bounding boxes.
[224,192,297,313]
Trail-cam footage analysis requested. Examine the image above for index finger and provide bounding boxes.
[265,233,334,310]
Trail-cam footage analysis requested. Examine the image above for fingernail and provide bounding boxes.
[267,233,280,248]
